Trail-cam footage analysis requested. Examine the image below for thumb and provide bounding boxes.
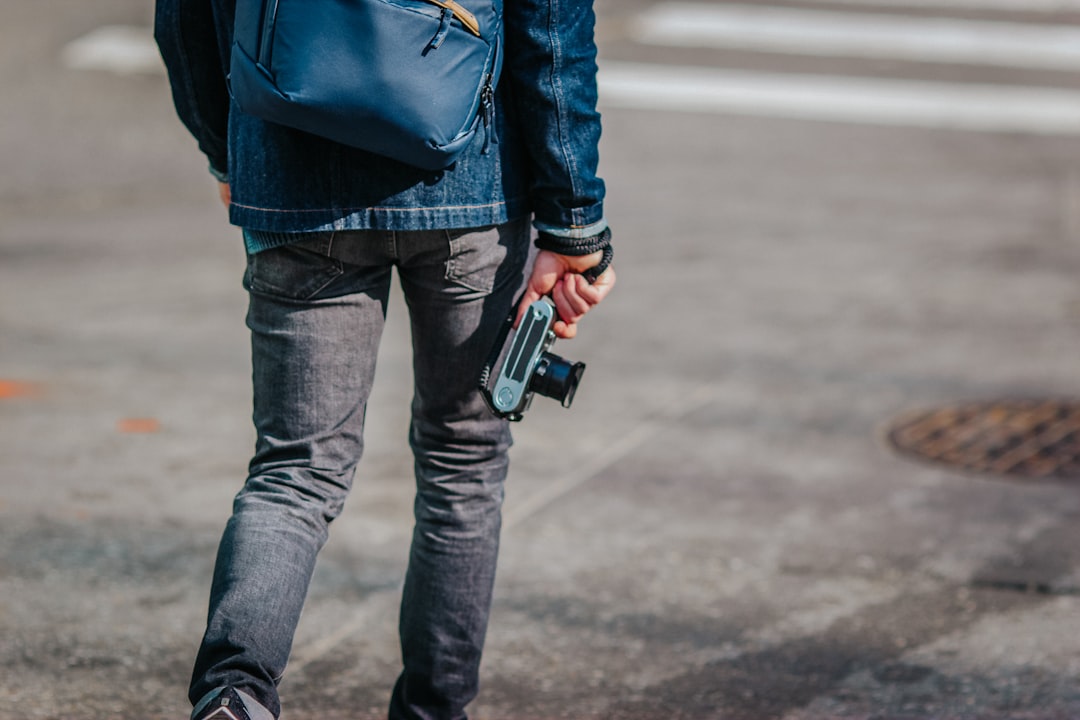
[514,285,544,328]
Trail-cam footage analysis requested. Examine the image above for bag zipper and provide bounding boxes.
[422,0,480,37]
[258,0,281,67]
[481,74,496,153]
[258,0,477,68]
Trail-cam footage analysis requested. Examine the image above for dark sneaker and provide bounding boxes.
[193,688,253,720]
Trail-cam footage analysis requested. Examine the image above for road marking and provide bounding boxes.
[61,26,162,75]
[289,387,723,672]
[632,3,1080,72]
[599,61,1080,135]
[787,0,1080,10]
[503,386,721,530]
[288,590,401,674]
[66,18,1080,135]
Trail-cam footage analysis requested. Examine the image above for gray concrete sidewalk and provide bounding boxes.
[4,1,1080,718]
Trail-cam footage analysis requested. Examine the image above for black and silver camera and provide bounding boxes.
[480,299,586,421]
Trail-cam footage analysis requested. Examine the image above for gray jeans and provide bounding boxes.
[189,219,530,720]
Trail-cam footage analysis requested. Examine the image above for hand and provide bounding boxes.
[217,181,231,208]
[515,249,616,339]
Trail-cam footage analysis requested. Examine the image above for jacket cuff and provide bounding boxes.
[208,164,229,183]
[533,217,608,240]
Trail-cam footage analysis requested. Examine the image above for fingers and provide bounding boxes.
[549,271,615,338]
[522,284,579,339]
[517,250,616,338]
[552,275,591,325]
[553,270,614,321]
[514,286,542,328]
[520,279,583,337]
[593,266,616,294]
[515,252,562,327]
[552,319,577,339]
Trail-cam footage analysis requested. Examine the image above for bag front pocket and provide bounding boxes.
[231,0,499,168]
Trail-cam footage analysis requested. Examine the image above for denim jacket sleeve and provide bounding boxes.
[154,0,234,180]
[503,0,608,246]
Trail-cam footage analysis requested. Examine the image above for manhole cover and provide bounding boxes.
[886,400,1080,480]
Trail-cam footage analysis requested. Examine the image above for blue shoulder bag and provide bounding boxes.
[229,0,503,170]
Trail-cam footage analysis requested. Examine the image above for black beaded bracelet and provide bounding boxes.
[535,227,612,256]
[581,243,614,284]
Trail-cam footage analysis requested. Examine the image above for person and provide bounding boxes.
[154,0,615,718]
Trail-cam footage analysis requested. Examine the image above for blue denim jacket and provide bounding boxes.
[154,0,607,253]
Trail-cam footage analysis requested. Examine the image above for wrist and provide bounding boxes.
[537,244,613,285]
[543,249,603,273]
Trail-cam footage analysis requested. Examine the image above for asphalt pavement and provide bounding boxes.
[4,0,1080,718]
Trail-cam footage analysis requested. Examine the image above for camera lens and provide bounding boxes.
[530,353,586,408]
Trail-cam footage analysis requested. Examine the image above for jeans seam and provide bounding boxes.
[443,229,457,284]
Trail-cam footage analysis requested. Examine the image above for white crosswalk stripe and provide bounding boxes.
[785,0,1080,10]
[62,5,1080,135]
[61,26,161,75]
[600,62,1080,135]
[608,2,1080,135]
[631,3,1080,72]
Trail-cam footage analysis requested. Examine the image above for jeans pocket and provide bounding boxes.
[444,219,527,295]
[244,233,344,300]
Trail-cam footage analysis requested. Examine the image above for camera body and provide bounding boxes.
[481,299,586,421]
